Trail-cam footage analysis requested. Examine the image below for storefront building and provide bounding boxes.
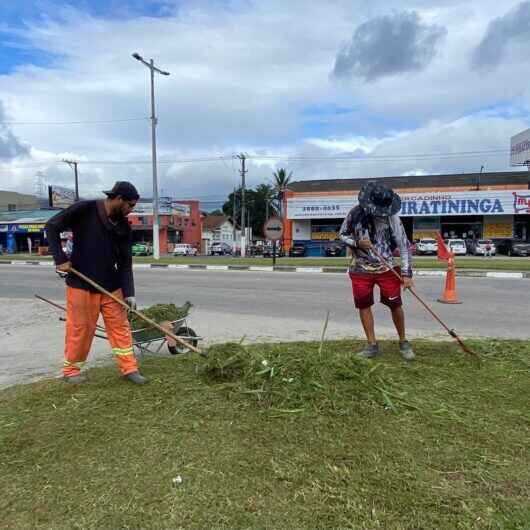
[0,210,57,253]
[282,171,530,256]
[128,199,202,253]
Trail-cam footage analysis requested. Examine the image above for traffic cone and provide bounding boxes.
[437,257,462,304]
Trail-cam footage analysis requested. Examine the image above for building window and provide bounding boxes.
[8,204,16,211]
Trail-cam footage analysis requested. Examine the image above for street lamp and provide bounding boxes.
[132,52,170,260]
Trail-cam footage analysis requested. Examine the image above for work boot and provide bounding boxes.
[356,343,380,359]
[399,340,415,361]
[63,374,88,384]
[123,371,149,385]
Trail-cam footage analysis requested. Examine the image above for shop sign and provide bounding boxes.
[510,128,530,166]
[311,231,339,240]
[287,189,530,219]
[483,223,513,239]
[412,230,439,241]
[2,223,45,233]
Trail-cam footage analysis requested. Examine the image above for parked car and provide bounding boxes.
[496,238,530,257]
[173,243,198,256]
[469,239,496,256]
[131,242,152,256]
[415,238,438,255]
[445,239,467,256]
[392,243,417,257]
[289,243,307,257]
[262,245,284,258]
[325,243,345,257]
[210,242,232,256]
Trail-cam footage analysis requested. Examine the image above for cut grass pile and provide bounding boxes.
[1,339,529,529]
[128,302,192,342]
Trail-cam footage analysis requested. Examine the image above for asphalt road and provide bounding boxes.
[1,265,528,337]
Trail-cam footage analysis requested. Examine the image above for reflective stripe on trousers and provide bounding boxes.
[63,286,138,377]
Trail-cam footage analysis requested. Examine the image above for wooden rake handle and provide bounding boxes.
[69,267,203,355]
[368,247,479,359]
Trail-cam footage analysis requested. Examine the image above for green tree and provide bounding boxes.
[222,186,273,238]
[272,168,293,216]
[255,183,277,220]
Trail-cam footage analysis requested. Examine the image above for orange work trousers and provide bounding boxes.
[63,286,138,378]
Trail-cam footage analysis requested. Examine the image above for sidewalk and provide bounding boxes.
[1,259,529,279]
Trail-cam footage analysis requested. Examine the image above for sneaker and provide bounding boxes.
[123,371,149,385]
[356,343,380,359]
[63,374,88,384]
[399,340,415,361]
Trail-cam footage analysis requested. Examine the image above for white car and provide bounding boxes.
[416,238,438,255]
[445,239,467,255]
[173,243,197,256]
[471,239,496,256]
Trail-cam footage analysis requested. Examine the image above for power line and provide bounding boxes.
[1,118,149,125]
[0,148,517,172]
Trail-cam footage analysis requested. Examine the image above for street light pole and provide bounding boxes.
[132,52,170,260]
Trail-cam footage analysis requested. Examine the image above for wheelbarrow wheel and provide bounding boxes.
[168,326,198,355]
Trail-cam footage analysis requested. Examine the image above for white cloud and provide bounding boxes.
[0,0,528,201]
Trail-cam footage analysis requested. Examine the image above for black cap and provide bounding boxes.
[103,181,140,201]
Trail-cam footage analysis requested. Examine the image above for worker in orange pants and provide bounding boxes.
[46,181,148,385]
[63,287,138,378]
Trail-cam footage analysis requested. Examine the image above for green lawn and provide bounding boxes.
[2,253,530,271]
[1,339,529,529]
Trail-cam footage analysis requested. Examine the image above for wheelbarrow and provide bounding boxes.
[35,294,203,357]
[129,316,201,357]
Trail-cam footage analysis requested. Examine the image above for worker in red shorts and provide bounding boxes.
[339,182,415,360]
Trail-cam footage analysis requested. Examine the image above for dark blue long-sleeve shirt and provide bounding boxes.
[45,200,135,297]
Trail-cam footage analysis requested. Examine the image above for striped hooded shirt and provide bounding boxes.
[339,206,413,277]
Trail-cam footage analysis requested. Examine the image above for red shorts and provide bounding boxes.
[349,267,402,309]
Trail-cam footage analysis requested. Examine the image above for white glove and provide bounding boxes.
[124,297,137,311]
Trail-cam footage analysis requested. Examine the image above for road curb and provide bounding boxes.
[1,260,529,279]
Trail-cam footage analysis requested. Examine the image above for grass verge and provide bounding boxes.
[1,339,529,529]
[2,254,530,271]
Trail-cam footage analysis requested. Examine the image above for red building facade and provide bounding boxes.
[128,200,202,254]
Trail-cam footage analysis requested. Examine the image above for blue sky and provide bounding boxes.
[0,0,530,197]
[0,0,172,74]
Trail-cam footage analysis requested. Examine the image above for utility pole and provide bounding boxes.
[236,154,247,257]
[62,159,79,200]
[232,186,237,253]
[132,52,170,260]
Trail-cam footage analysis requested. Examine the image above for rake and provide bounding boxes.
[368,246,479,359]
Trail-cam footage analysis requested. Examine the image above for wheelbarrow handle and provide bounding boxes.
[69,267,203,355]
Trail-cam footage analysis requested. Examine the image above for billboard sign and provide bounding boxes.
[510,128,530,166]
[48,185,76,209]
[287,189,530,219]
[133,199,191,216]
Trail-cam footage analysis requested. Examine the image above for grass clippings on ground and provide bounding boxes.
[1,339,529,530]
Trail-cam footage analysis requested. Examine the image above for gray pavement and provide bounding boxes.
[0,266,528,388]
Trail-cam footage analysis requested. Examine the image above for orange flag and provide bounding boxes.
[436,232,452,261]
